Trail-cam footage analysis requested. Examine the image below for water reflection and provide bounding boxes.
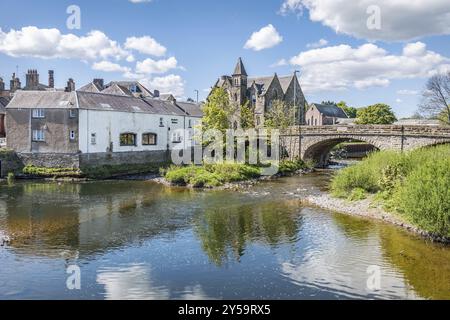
[0,175,449,300]
[194,200,301,266]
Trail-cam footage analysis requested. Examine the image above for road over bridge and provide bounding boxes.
[280,125,450,167]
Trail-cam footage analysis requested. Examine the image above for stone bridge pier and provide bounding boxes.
[280,125,450,167]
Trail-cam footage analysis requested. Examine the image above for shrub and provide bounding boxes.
[392,158,450,237]
[347,187,367,201]
[164,163,262,187]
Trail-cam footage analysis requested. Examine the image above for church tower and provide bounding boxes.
[231,57,248,106]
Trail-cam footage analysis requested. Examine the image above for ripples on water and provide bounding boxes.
[0,172,449,300]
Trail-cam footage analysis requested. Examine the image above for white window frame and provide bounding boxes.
[32,129,45,142]
[171,131,182,143]
[32,108,45,119]
[69,109,76,118]
[70,130,76,141]
[159,118,164,127]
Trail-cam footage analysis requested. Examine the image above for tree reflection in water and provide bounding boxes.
[194,199,302,266]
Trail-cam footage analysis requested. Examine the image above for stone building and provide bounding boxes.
[5,91,202,168]
[0,96,11,137]
[212,58,307,127]
[305,103,349,126]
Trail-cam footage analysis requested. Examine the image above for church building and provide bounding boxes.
[212,58,307,127]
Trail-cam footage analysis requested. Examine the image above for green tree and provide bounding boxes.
[356,104,397,125]
[265,100,296,129]
[201,88,233,133]
[240,101,255,129]
[337,101,358,118]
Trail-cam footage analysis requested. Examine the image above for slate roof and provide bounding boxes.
[176,101,203,117]
[101,83,133,96]
[6,90,203,118]
[311,103,348,118]
[233,58,248,76]
[248,75,296,95]
[0,96,11,113]
[79,82,102,93]
[105,81,154,97]
[6,91,76,109]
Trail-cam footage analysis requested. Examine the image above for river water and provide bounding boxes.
[0,171,449,300]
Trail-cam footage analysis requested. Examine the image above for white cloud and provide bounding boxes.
[125,36,166,57]
[141,74,185,96]
[306,38,328,48]
[397,89,419,95]
[289,42,450,93]
[396,98,403,103]
[270,58,288,68]
[135,57,178,74]
[244,24,283,51]
[92,61,130,73]
[129,0,152,3]
[0,26,129,60]
[279,0,450,41]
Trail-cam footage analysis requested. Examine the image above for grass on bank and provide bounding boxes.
[163,159,309,188]
[330,145,450,237]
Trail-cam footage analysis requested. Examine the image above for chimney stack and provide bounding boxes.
[153,90,160,98]
[10,73,21,93]
[65,78,76,92]
[26,69,39,89]
[0,77,4,92]
[48,70,54,88]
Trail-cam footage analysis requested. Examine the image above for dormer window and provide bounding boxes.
[32,108,45,118]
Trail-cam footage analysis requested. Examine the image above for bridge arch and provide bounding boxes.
[302,136,383,167]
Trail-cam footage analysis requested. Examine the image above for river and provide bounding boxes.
[0,171,449,300]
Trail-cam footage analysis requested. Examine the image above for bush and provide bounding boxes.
[331,144,450,237]
[392,158,450,237]
[347,187,367,201]
[278,159,308,175]
[164,163,261,187]
[23,165,82,177]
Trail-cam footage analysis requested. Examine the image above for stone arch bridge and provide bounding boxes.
[280,125,450,167]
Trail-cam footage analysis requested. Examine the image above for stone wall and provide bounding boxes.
[79,150,169,168]
[18,153,80,169]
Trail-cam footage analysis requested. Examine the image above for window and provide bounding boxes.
[171,119,179,124]
[32,129,45,142]
[91,133,97,145]
[32,108,45,118]
[142,133,157,146]
[171,131,182,143]
[69,109,76,118]
[256,116,261,126]
[69,130,76,141]
[188,119,192,128]
[159,118,164,127]
[120,133,137,146]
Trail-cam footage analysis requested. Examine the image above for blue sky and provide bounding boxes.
[1,0,450,118]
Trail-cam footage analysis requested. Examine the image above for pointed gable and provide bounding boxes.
[233,57,248,76]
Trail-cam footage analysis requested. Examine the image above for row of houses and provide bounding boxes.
[4,86,202,169]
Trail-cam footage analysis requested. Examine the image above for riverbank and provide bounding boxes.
[305,192,450,244]
[327,144,450,243]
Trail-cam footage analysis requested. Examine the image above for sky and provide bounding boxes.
[0,0,450,118]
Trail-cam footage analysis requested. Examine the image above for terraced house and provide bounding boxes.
[5,90,202,168]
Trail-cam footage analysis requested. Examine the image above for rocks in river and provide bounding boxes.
[0,234,11,246]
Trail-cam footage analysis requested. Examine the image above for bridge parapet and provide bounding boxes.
[281,125,450,137]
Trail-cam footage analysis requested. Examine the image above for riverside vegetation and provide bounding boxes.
[331,144,450,238]
[162,160,309,188]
